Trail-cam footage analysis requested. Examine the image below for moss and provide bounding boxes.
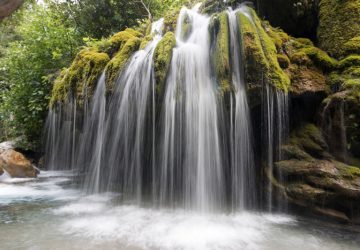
[238,9,290,91]
[290,51,310,66]
[140,34,154,50]
[301,47,338,71]
[50,49,110,107]
[344,36,360,55]
[209,12,232,95]
[318,0,360,58]
[337,163,360,180]
[163,9,180,33]
[104,28,142,55]
[105,37,141,92]
[339,55,360,69]
[295,38,314,47]
[153,32,176,96]
[290,123,329,159]
[277,54,290,69]
[265,24,290,51]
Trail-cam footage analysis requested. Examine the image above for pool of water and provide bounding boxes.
[0,171,359,250]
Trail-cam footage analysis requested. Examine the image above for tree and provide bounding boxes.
[0,3,81,149]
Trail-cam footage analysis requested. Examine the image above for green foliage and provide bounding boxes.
[0,4,81,149]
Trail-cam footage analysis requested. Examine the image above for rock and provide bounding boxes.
[0,166,3,176]
[258,0,319,40]
[0,149,38,178]
[272,123,360,223]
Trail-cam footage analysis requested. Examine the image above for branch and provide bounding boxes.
[137,0,152,22]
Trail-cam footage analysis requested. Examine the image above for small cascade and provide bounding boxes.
[44,94,77,170]
[228,8,255,210]
[157,4,225,211]
[321,100,348,163]
[262,84,289,212]
[79,73,106,193]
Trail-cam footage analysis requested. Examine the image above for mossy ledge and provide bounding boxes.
[153,31,177,97]
[105,37,141,92]
[50,49,110,107]
[238,8,290,93]
[209,11,231,95]
[50,28,143,107]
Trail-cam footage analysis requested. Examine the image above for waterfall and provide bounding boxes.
[228,8,255,210]
[157,4,225,211]
[262,84,289,211]
[44,5,290,213]
[44,94,77,171]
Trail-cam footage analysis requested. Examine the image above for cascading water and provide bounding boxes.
[44,4,289,213]
[228,7,255,210]
[262,84,289,212]
[157,5,224,211]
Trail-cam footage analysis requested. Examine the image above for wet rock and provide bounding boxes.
[0,149,38,178]
[0,166,3,176]
[273,123,360,223]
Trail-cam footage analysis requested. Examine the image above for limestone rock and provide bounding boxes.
[0,149,38,178]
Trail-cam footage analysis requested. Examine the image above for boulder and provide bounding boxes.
[0,149,38,178]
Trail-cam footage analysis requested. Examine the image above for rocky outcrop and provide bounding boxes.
[0,149,38,178]
[273,123,360,223]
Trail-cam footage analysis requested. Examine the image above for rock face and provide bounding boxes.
[0,149,38,178]
[273,124,360,222]
[258,0,319,40]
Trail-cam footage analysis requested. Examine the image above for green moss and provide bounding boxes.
[337,163,360,180]
[339,55,360,69]
[105,37,141,92]
[295,38,314,47]
[50,49,110,107]
[301,47,338,71]
[210,12,232,95]
[140,34,154,50]
[163,10,180,33]
[344,36,360,55]
[290,51,311,66]
[265,25,290,51]
[318,0,360,58]
[239,9,290,91]
[290,123,329,159]
[153,32,176,96]
[277,54,290,69]
[105,28,142,55]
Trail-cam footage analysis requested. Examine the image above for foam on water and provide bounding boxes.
[0,174,359,250]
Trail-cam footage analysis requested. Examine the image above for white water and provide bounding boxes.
[0,173,359,250]
[228,8,255,209]
[158,5,224,211]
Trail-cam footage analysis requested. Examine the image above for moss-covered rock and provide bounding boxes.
[272,123,360,222]
[318,0,360,59]
[209,12,232,95]
[238,9,290,93]
[163,9,180,33]
[153,32,176,97]
[105,37,141,92]
[50,49,110,107]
